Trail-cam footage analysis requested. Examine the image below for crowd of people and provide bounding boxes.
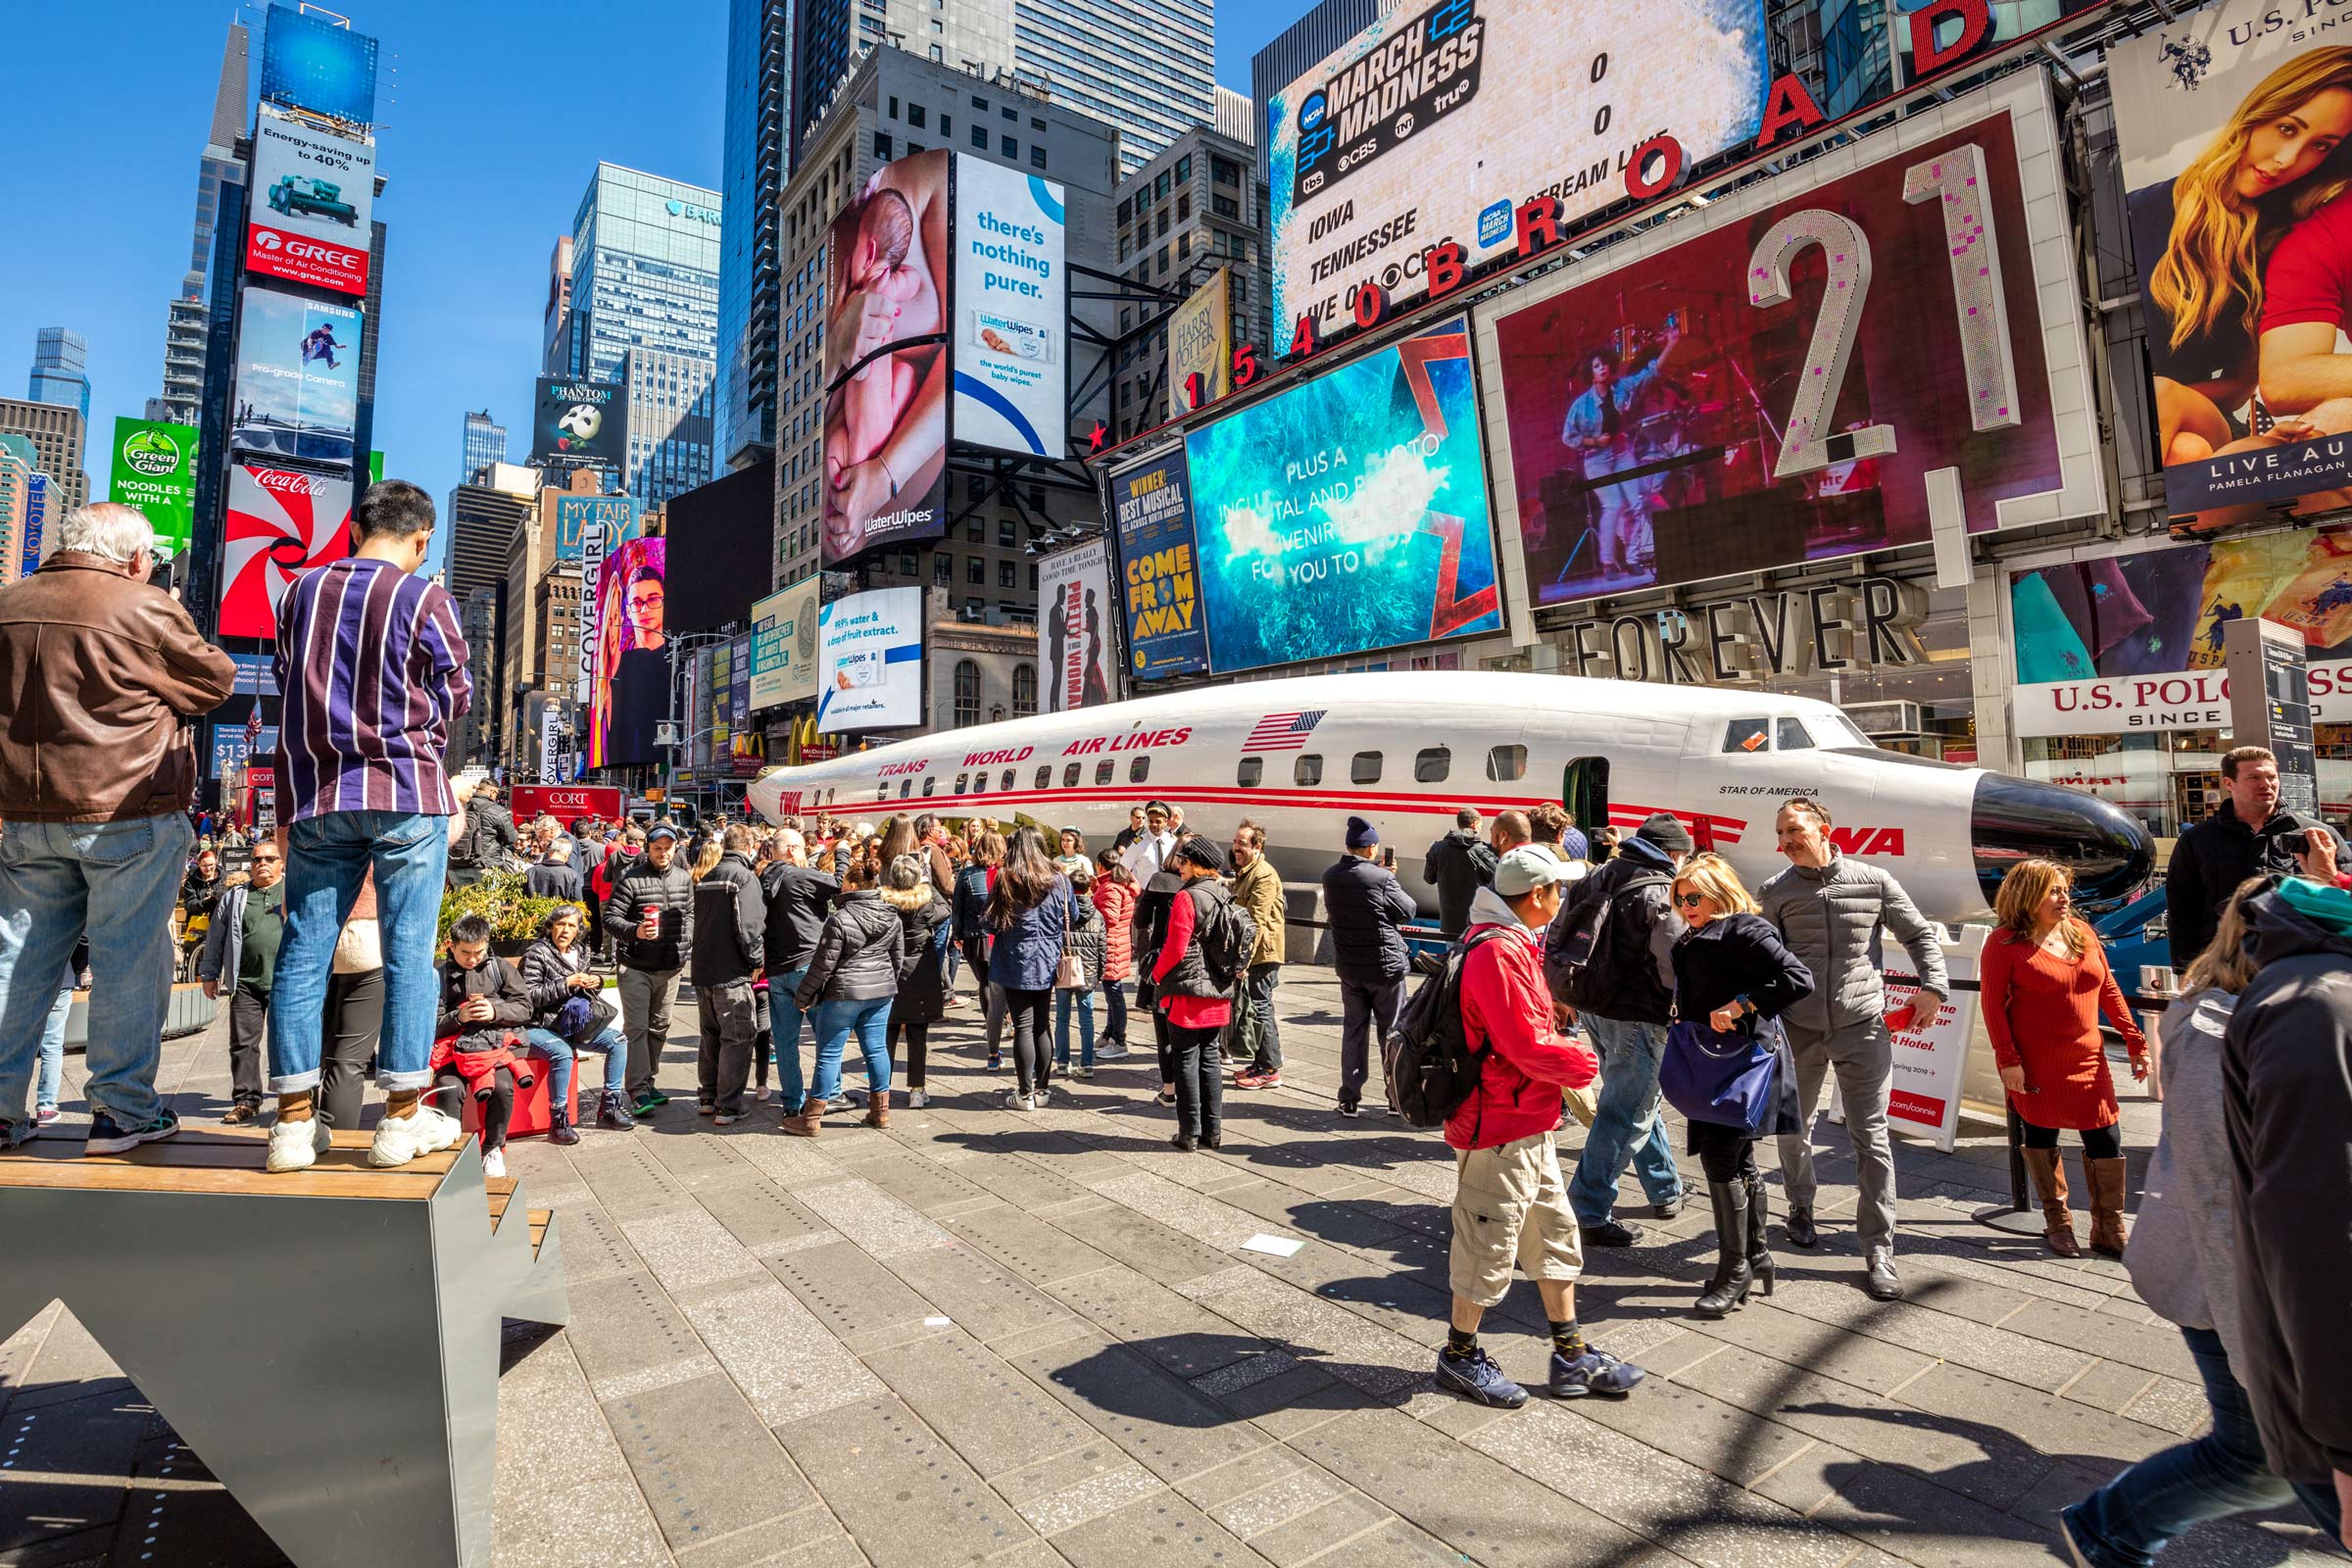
[0,491,2343,1556]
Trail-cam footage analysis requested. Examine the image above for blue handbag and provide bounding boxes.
[1659,1015,1782,1135]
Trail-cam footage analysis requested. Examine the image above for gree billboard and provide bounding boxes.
[109,417,199,556]
[246,108,373,296]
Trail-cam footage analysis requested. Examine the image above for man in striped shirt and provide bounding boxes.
[264,480,475,1174]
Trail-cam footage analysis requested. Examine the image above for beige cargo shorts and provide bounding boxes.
[1448,1129,1584,1307]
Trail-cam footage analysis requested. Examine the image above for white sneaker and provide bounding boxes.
[368,1104,466,1168]
[908,1090,929,1108]
[266,1116,330,1173]
[481,1146,507,1179]
[1005,1089,1031,1111]
[1074,1066,1096,1081]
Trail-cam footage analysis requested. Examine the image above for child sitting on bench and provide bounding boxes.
[433,913,536,1179]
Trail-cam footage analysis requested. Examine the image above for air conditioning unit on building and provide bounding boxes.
[1843,701,1924,739]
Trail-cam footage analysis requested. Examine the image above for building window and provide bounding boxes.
[973,94,988,110]
[998,561,1016,588]
[934,555,952,586]
[1031,116,1047,130]
[1001,105,1017,122]
[888,95,899,118]
[907,105,925,126]
[1001,134,1016,157]
[1154,172,1171,199]
[1176,154,1193,183]
[966,557,984,584]
[875,131,893,159]
[997,518,1015,548]
[1212,193,1238,220]
[940,114,951,135]
[1030,146,1047,170]
[954,660,980,726]
[1012,662,1037,715]
[972,125,987,149]
[1117,196,1132,223]
[1213,157,1239,186]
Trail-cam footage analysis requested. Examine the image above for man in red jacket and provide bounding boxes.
[1438,846,1648,1408]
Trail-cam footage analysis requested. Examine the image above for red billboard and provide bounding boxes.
[1479,75,2104,608]
[245,222,370,295]
[219,464,353,639]
[510,785,627,824]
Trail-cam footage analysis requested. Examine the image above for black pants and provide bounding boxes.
[697,976,758,1115]
[753,986,772,1088]
[1688,1118,1760,1184]
[1005,986,1052,1096]
[321,967,383,1130]
[226,988,268,1109]
[887,1015,931,1090]
[1243,962,1283,1074]
[1170,1022,1224,1141]
[1152,1004,1175,1087]
[2021,1117,2123,1159]
[437,1061,515,1152]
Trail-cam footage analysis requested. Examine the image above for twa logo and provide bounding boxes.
[1827,827,1908,857]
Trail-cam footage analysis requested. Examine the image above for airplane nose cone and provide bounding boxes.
[1971,773,2156,912]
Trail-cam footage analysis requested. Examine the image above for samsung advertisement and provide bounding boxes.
[231,286,362,466]
[1183,317,1502,673]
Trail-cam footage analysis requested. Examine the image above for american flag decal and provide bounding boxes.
[1242,710,1326,752]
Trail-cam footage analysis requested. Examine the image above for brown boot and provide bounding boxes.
[2022,1147,2079,1257]
[863,1090,890,1129]
[2085,1156,2130,1257]
[780,1098,830,1138]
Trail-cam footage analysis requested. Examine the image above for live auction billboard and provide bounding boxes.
[821,149,950,564]
[1266,0,1771,336]
[1479,74,2105,611]
[1037,539,1118,711]
[246,108,373,295]
[231,287,362,467]
[1108,451,1208,679]
[2111,0,2352,528]
[1184,317,1501,674]
[953,157,1068,458]
[532,377,628,467]
[220,464,353,639]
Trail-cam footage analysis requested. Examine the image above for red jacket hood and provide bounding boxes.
[1446,918,1598,1151]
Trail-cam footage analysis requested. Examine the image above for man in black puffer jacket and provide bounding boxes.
[603,825,696,1112]
[692,825,767,1123]
[1322,815,1416,1117]
[1424,808,1498,939]
[760,831,839,1114]
[2166,745,2339,966]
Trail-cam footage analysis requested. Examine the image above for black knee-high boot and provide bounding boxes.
[1693,1180,1755,1318]
[1742,1170,1775,1298]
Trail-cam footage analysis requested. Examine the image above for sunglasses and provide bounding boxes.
[1675,892,1706,908]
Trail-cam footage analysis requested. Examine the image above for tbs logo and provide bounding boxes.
[1478,200,1511,247]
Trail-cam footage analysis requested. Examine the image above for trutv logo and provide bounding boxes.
[247,221,368,295]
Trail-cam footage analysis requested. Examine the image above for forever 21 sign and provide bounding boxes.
[1561,575,1929,686]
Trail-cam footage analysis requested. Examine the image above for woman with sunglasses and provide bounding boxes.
[1665,854,1812,1317]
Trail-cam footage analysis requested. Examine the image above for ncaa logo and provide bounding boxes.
[1298,91,1328,134]
[1478,200,1511,247]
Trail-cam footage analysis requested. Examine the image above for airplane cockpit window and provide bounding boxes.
[1487,745,1527,782]
[1723,718,1772,754]
[1777,718,1813,752]
[1128,756,1151,784]
[1095,760,1115,786]
[1351,751,1383,785]
[923,776,938,797]
[1296,754,1324,787]
[1414,746,1451,782]
[1035,766,1052,791]
[1827,713,1876,748]
[1237,757,1263,787]
[1063,763,1081,788]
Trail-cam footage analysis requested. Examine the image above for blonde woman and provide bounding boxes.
[1980,859,2148,1258]
[2139,48,2352,465]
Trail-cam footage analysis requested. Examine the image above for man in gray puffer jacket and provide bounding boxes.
[1757,797,1947,1302]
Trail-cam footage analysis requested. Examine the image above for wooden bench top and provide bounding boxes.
[0,1127,461,1200]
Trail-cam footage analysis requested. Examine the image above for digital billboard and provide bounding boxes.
[821,149,950,564]
[1480,74,2104,608]
[1108,451,1208,678]
[1265,0,1770,337]
[1184,318,1500,673]
[19,474,48,579]
[220,465,353,639]
[952,157,1068,458]
[586,530,666,768]
[246,108,373,296]
[817,587,923,732]
[1037,540,1118,711]
[258,3,379,124]
[729,634,760,775]
[1167,267,1232,420]
[750,577,820,710]
[109,418,199,556]
[2111,0,2352,529]
[554,494,638,562]
[532,377,629,467]
[231,286,361,466]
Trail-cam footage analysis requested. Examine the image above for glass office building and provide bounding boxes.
[716,0,785,470]
[27,328,90,426]
[462,410,507,481]
[1015,0,1212,177]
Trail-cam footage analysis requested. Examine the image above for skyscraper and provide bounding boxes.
[27,329,91,427]
[1015,0,1212,176]
[1249,0,1376,176]
[157,23,251,427]
[0,397,88,514]
[463,410,507,480]
[715,0,784,470]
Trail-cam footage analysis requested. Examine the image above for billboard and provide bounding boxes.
[952,157,1069,457]
[258,2,379,123]
[510,785,626,824]
[1265,0,1770,337]
[1108,451,1208,678]
[554,494,638,562]
[750,577,820,710]
[109,418,199,556]
[231,287,361,466]
[245,108,373,296]
[1480,74,2103,609]
[1167,267,1233,420]
[1038,540,1118,711]
[817,587,923,732]
[2010,525,2352,734]
[532,377,628,467]
[2111,2,2352,528]
[821,149,950,563]
[19,474,48,579]
[586,523,664,769]
[220,465,353,639]
[1184,317,1501,673]
[729,633,760,774]
[212,724,280,781]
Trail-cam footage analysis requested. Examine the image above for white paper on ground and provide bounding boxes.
[1240,1234,1302,1258]
[924,1316,952,1326]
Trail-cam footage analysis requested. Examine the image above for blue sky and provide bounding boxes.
[0,1,1303,576]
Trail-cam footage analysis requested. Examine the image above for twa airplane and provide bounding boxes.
[746,671,2154,923]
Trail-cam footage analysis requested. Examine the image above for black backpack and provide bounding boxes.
[1544,867,1667,1009]
[1193,885,1257,992]
[1385,929,1505,1127]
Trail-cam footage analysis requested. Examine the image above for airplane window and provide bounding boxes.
[955,773,969,793]
[973,772,988,794]
[1777,718,1814,752]
[1487,744,1528,782]
[923,776,937,797]
[1035,766,1052,791]
[877,784,890,803]
[1296,754,1324,787]
[1063,763,1081,788]
[1414,746,1450,782]
[1000,769,1015,791]
[1237,757,1263,787]
[1828,713,1875,748]
[1723,718,1772,755]
[1129,755,1151,784]
[1351,751,1383,785]
[899,780,912,799]
[1095,759,1114,786]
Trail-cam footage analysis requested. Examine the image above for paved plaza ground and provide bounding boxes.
[2,967,2340,1568]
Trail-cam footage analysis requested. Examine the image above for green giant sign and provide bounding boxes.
[108,417,199,556]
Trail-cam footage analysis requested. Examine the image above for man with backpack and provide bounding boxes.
[1547,811,1692,1247]
[1432,846,1646,1407]
[1323,815,1416,1117]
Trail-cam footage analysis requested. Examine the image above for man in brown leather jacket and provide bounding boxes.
[0,503,236,1153]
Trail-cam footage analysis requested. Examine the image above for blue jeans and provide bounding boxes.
[524,1025,628,1106]
[0,814,192,1128]
[36,984,72,1110]
[268,810,450,1095]
[1055,987,1095,1068]
[2062,1326,2297,1567]
[810,996,891,1102]
[769,967,810,1109]
[1569,1015,1684,1225]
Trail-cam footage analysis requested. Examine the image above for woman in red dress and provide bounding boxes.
[1982,858,2149,1258]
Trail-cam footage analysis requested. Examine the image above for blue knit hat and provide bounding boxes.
[1346,815,1379,850]
[1559,825,1591,861]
